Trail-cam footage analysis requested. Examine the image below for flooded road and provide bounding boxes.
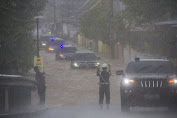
[40,42,122,107]
[38,105,177,118]
[37,43,177,118]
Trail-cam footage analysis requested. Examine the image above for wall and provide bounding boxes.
[63,23,68,37]
[75,34,166,66]
[76,34,123,63]
[123,45,159,64]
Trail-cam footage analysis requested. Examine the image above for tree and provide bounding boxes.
[80,0,111,43]
[80,0,177,58]
[120,0,177,58]
[80,0,128,44]
[0,0,46,74]
[120,0,177,25]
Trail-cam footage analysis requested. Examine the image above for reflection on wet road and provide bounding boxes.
[38,105,177,118]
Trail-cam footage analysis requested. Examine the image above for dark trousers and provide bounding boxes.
[99,85,110,104]
[38,89,46,105]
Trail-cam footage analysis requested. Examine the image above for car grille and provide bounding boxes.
[137,79,166,88]
[78,62,96,67]
[79,62,95,65]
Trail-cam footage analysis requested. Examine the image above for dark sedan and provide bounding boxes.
[71,50,100,69]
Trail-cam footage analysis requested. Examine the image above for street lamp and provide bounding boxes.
[34,16,44,57]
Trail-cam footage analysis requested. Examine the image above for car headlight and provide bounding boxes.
[74,62,79,67]
[123,78,135,85]
[168,79,177,84]
[175,80,177,83]
[49,47,54,51]
[42,43,46,46]
[60,54,65,58]
[95,62,100,66]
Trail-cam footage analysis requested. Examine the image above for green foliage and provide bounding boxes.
[80,0,128,44]
[80,0,177,58]
[120,0,177,58]
[112,12,128,44]
[120,0,177,25]
[0,0,46,74]
[80,0,110,42]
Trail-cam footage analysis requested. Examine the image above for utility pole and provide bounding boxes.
[36,18,40,57]
[109,0,114,59]
[46,0,57,36]
[61,14,64,37]
[54,0,57,36]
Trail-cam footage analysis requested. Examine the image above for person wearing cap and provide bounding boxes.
[97,63,111,109]
[34,66,46,105]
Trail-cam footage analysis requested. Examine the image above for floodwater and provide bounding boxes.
[34,42,177,118]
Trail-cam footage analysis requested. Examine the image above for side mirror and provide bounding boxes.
[116,70,124,75]
[97,57,100,60]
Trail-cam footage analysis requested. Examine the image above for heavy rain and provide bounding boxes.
[1,0,177,118]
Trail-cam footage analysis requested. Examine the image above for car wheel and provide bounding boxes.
[121,92,130,112]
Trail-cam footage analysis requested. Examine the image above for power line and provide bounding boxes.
[80,0,101,16]
[78,0,90,10]
[46,0,55,7]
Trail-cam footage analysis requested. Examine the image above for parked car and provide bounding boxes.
[47,37,65,52]
[55,45,77,60]
[71,50,100,69]
[116,58,177,112]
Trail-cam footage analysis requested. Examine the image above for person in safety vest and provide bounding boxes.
[97,63,111,109]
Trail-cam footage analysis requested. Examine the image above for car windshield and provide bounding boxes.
[61,47,77,53]
[75,53,96,61]
[126,61,174,74]
[40,35,54,41]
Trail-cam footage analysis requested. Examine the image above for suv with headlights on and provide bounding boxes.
[71,50,100,69]
[116,58,177,112]
[55,45,77,60]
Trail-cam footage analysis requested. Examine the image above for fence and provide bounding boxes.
[76,34,124,63]
[75,34,160,65]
